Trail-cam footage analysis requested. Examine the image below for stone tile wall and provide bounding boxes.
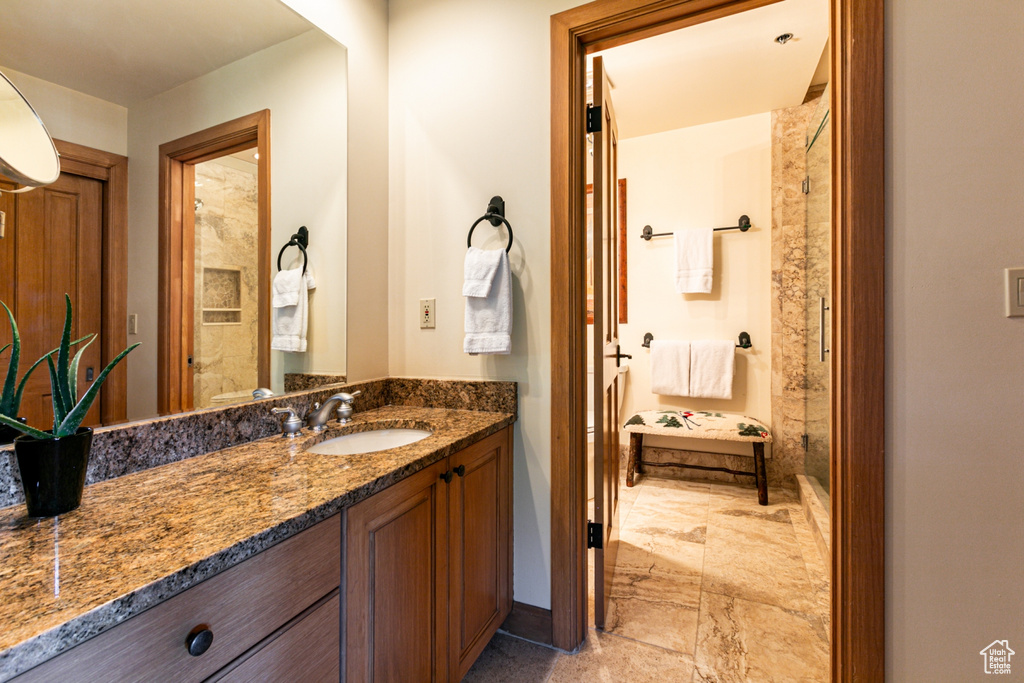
[769,96,822,490]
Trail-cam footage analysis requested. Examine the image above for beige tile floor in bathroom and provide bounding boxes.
[462,474,830,682]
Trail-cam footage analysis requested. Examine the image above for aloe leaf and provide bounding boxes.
[54,295,73,417]
[57,342,139,437]
[0,413,53,441]
[1,303,20,417]
[67,334,97,406]
[46,356,68,431]
[0,343,10,357]
[11,335,93,421]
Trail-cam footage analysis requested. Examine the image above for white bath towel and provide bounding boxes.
[689,339,735,399]
[649,340,690,396]
[463,246,504,297]
[674,228,714,294]
[271,268,316,352]
[463,247,512,355]
[272,267,303,308]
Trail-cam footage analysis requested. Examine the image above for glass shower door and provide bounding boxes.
[804,88,831,493]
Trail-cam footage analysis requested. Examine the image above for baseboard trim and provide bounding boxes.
[500,601,553,646]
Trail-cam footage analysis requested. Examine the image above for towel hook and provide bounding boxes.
[467,196,513,253]
[277,226,309,274]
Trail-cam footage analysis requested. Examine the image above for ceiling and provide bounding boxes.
[0,0,312,106]
[593,0,829,139]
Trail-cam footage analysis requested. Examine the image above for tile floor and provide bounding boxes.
[463,476,830,682]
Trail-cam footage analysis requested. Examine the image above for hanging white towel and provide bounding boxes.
[689,339,734,399]
[271,268,316,352]
[649,340,690,396]
[674,228,714,294]
[463,246,503,297]
[463,247,512,355]
[272,267,303,308]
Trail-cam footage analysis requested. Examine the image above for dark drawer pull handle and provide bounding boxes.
[440,470,453,484]
[454,465,466,477]
[186,625,214,657]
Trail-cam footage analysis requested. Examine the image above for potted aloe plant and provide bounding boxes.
[0,295,139,517]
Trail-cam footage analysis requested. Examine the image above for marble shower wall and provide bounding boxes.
[770,95,823,490]
[193,158,260,407]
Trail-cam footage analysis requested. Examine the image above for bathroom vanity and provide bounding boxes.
[0,396,515,683]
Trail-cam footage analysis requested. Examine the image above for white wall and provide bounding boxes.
[280,0,390,382]
[886,1,1024,679]
[387,0,578,609]
[2,66,127,156]
[126,30,348,418]
[618,113,772,448]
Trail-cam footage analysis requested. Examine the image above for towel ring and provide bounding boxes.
[467,214,513,253]
[277,226,309,274]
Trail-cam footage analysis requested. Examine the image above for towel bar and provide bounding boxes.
[641,331,752,349]
[640,215,751,240]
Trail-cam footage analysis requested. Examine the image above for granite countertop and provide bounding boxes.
[0,404,514,680]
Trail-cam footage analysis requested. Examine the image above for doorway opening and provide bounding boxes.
[157,110,270,415]
[550,0,885,679]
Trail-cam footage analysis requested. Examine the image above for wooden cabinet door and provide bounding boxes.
[447,428,512,680]
[344,459,450,683]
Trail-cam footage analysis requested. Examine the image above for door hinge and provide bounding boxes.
[801,177,810,194]
[801,434,809,450]
[586,105,602,134]
[587,521,603,549]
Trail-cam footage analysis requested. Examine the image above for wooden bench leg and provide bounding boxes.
[753,442,768,505]
[626,433,643,487]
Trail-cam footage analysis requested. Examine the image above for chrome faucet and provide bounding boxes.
[306,391,361,432]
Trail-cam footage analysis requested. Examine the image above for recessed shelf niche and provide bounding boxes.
[202,267,242,325]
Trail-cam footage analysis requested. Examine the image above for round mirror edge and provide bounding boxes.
[0,69,61,189]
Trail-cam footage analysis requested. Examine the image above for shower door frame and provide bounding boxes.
[548,0,885,680]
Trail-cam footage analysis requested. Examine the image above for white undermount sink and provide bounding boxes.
[306,428,432,456]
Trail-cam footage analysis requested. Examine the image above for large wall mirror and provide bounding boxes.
[0,0,348,425]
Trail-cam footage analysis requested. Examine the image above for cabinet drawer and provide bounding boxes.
[215,591,340,683]
[15,515,340,683]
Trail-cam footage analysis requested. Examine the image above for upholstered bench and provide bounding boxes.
[623,410,773,505]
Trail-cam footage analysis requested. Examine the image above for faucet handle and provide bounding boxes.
[338,390,361,404]
[271,406,304,437]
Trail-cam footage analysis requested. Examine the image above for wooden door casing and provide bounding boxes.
[448,428,512,680]
[590,55,621,630]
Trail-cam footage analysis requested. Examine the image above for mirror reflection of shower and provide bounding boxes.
[192,147,260,409]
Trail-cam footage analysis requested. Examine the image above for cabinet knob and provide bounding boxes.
[440,470,453,484]
[185,625,214,657]
[454,465,466,477]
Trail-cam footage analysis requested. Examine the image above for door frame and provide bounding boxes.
[157,110,271,414]
[52,139,129,425]
[549,1,884,680]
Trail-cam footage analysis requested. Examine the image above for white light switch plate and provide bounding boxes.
[420,298,435,328]
[128,313,139,335]
[1006,268,1024,317]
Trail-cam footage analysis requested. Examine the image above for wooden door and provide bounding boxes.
[590,56,621,630]
[448,427,512,680]
[344,459,450,682]
[0,174,103,430]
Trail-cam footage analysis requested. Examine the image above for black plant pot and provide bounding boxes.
[15,427,93,518]
[0,417,27,446]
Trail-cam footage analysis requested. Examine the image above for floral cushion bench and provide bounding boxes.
[623,410,773,505]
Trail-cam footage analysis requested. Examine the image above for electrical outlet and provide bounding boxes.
[420,298,435,329]
[128,313,138,335]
